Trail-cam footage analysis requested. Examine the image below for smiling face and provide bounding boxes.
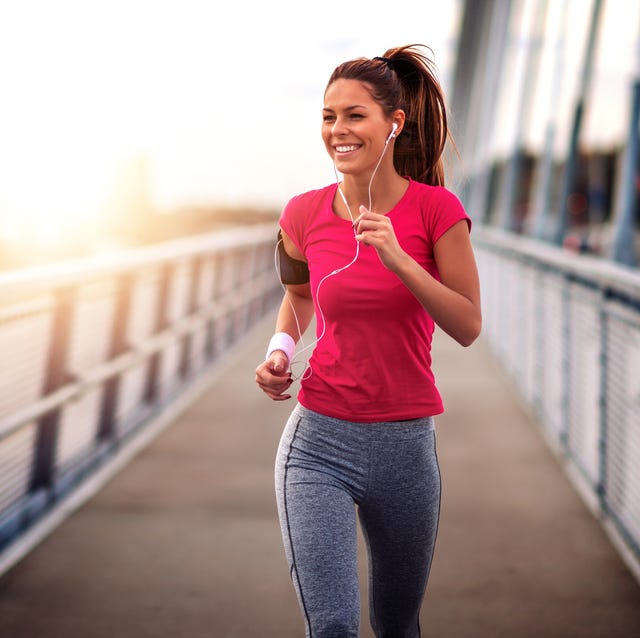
[322,78,395,177]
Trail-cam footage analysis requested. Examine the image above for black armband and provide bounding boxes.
[277,230,310,285]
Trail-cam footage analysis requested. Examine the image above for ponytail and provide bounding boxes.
[384,45,448,186]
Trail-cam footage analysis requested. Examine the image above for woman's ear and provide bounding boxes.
[392,109,406,137]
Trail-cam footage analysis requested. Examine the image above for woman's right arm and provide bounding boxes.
[255,231,314,401]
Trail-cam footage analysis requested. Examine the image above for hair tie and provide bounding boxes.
[373,56,395,71]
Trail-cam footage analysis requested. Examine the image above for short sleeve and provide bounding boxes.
[279,193,307,257]
[425,187,472,246]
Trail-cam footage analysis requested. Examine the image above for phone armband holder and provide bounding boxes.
[277,230,310,285]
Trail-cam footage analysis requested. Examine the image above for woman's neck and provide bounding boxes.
[339,171,408,215]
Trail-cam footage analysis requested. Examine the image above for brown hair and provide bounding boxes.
[325,44,448,186]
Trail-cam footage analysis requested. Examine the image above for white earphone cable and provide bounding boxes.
[275,131,395,380]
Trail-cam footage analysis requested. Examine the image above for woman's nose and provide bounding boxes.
[332,118,347,136]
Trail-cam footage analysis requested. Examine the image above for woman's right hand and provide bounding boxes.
[255,351,293,401]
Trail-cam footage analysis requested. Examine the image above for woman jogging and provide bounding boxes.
[255,44,481,638]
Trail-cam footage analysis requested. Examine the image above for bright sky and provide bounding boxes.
[0,0,462,241]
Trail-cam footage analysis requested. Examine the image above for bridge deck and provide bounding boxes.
[1,313,639,637]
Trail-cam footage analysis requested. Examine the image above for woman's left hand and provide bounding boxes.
[353,205,408,271]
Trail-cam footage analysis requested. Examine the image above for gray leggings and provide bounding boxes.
[275,404,441,638]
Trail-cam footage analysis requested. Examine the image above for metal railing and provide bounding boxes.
[0,223,281,562]
[474,226,640,582]
[4,219,638,583]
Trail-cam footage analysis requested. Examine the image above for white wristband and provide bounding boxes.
[265,332,295,363]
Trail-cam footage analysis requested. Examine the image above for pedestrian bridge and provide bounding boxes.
[0,225,639,637]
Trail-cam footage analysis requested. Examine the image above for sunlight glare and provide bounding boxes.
[0,0,461,260]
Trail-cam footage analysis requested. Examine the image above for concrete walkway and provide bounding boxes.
[1,313,639,638]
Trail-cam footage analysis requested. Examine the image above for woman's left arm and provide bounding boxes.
[355,208,481,346]
[396,220,481,346]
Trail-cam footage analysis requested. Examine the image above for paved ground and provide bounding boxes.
[1,313,639,638]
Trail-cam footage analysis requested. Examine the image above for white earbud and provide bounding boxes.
[385,122,399,144]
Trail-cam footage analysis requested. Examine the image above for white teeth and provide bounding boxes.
[336,145,359,152]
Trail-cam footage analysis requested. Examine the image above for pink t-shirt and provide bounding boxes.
[280,178,471,422]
